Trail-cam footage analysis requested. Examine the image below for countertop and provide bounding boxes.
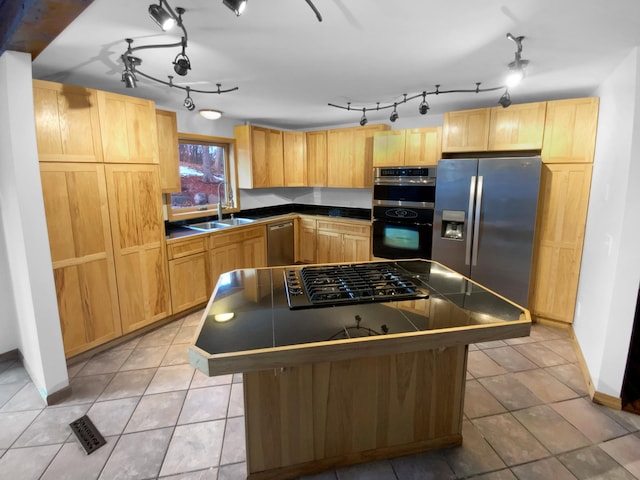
[189,260,531,376]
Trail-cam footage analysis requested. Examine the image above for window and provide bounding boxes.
[167,134,237,221]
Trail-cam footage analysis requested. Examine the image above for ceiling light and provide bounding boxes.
[359,109,368,126]
[173,51,191,76]
[505,33,529,88]
[498,89,512,108]
[389,104,398,122]
[184,87,195,111]
[199,109,222,120]
[148,2,176,31]
[122,69,137,88]
[418,92,430,115]
[223,0,247,16]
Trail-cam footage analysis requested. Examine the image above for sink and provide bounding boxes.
[186,218,254,231]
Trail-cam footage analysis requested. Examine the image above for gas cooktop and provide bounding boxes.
[284,262,429,310]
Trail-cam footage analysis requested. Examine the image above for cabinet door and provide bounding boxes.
[97,91,159,164]
[404,127,442,166]
[542,98,599,163]
[327,128,355,187]
[156,109,181,192]
[353,125,388,187]
[210,243,242,289]
[169,253,209,313]
[343,234,371,262]
[267,128,284,186]
[105,164,171,333]
[33,80,103,163]
[529,163,593,323]
[373,130,406,166]
[243,235,267,269]
[442,108,490,152]
[297,218,317,264]
[306,130,327,187]
[39,163,121,357]
[488,102,546,151]
[283,131,307,186]
[316,229,344,264]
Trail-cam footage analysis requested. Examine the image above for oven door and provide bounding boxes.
[372,218,433,260]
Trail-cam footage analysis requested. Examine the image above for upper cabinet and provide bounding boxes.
[442,108,491,152]
[33,79,104,163]
[542,98,599,163]
[373,127,442,167]
[235,125,284,188]
[443,102,547,153]
[156,109,181,192]
[306,130,327,187]
[96,90,159,164]
[488,102,546,151]
[283,130,307,186]
[327,124,389,187]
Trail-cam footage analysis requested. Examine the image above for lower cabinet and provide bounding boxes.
[39,162,122,357]
[209,226,267,288]
[167,236,209,314]
[316,219,371,264]
[297,217,317,264]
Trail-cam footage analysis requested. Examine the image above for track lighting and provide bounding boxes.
[329,33,530,124]
[223,0,247,16]
[184,87,195,111]
[120,2,238,110]
[389,104,398,122]
[418,92,429,115]
[360,109,368,126]
[498,89,512,108]
[149,1,176,31]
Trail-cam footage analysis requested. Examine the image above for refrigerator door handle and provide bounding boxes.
[465,176,477,265]
[472,175,484,266]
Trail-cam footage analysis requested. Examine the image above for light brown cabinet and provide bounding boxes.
[327,124,389,187]
[32,80,104,163]
[105,164,172,333]
[209,226,267,287]
[96,90,159,164]
[39,163,121,357]
[488,102,546,151]
[442,108,491,152]
[542,97,599,163]
[316,219,371,264]
[156,109,181,192]
[283,131,307,186]
[306,130,327,187]
[235,125,284,188]
[373,127,442,167]
[167,236,209,313]
[297,217,317,264]
[529,163,593,324]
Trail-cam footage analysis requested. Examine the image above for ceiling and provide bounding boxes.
[22,0,640,129]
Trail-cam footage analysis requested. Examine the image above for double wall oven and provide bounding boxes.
[372,167,436,260]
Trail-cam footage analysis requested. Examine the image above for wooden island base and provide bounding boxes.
[243,345,467,480]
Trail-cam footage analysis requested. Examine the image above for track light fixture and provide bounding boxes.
[498,88,512,108]
[223,0,247,16]
[505,33,529,87]
[329,33,530,123]
[119,2,237,111]
[149,1,177,31]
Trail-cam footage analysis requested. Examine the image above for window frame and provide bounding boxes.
[166,132,239,222]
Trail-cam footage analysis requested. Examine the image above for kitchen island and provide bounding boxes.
[189,260,530,480]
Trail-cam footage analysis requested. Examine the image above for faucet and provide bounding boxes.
[217,181,226,221]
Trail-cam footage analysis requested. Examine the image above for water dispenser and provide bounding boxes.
[441,210,465,240]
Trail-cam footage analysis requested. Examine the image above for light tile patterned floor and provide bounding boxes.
[1,311,639,479]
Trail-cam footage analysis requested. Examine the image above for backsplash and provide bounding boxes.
[238,187,373,210]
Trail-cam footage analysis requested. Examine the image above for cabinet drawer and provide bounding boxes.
[316,220,370,236]
[167,236,207,259]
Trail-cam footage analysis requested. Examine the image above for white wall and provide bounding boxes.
[574,47,640,396]
[0,205,18,354]
[239,187,373,210]
[0,51,69,400]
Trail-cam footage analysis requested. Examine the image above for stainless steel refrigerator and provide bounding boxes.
[432,157,542,307]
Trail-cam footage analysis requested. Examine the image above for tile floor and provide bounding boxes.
[1,311,639,479]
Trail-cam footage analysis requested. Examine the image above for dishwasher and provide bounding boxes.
[267,220,295,266]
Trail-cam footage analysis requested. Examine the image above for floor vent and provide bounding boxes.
[69,415,106,455]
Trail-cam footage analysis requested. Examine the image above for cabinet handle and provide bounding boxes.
[472,176,484,266]
[465,176,476,266]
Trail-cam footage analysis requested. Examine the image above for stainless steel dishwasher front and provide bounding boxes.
[267,220,295,266]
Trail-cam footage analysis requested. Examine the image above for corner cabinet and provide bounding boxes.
[39,163,121,357]
[96,91,159,164]
[104,164,172,333]
[156,109,181,192]
[32,80,104,163]
[327,124,389,187]
[235,125,284,188]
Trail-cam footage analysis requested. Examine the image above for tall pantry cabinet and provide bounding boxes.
[33,79,171,357]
